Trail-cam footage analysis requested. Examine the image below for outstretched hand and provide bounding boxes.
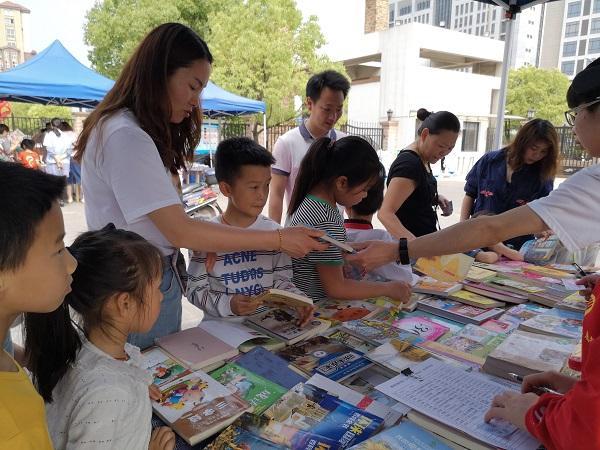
[345,240,398,272]
[280,227,328,258]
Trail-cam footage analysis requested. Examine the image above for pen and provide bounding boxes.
[572,263,588,279]
[507,372,563,396]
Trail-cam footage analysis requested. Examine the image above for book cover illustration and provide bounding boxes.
[349,419,453,450]
[315,299,381,323]
[235,346,307,390]
[449,290,504,308]
[343,319,426,345]
[414,254,474,282]
[465,265,497,282]
[142,347,189,387]
[519,313,582,339]
[247,308,327,342]
[208,419,286,450]
[325,329,378,354]
[413,276,462,295]
[557,292,587,312]
[368,308,449,341]
[262,382,384,449]
[434,325,506,360]
[153,371,249,444]
[418,297,493,319]
[277,336,372,381]
[367,338,433,373]
[210,363,287,415]
[489,276,546,294]
[481,319,518,334]
[502,303,550,323]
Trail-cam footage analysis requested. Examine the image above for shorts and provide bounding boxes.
[68,159,81,184]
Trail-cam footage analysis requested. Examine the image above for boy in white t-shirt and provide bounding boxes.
[344,174,418,285]
[268,70,350,223]
[187,137,314,325]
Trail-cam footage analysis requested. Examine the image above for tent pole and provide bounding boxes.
[263,113,267,148]
[493,14,516,150]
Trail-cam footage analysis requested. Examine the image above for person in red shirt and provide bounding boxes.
[16,138,42,170]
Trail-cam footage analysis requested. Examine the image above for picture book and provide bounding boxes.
[518,311,583,339]
[314,299,382,324]
[523,264,575,280]
[342,319,426,346]
[414,254,474,282]
[500,303,550,326]
[306,374,403,428]
[143,347,190,388]
[416,297,504,325]
[488,276,546,294]
[481,318,518,334]
[366,338,434,373]
[324,329,378,354]
[234,346,307,390]
[246,308,330,345]
[462,281,528,304]
[557,291,588,312]
[152,370,250,445]
[465,265,497,283]
[262,382,384,449]
[199,320,285,353]
[449,289,505,309]
[277,335,372,381]
[256,288,314,309]
[210,363,287,415]
[349,419,453,450]
[208,417,286,450]
[413,276,463,296]
[482,330,577,380]
[376,359,540,450]
[155,327,238,370]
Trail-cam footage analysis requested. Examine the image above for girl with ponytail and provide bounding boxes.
[287,136,412,304]
[25,226,175,450]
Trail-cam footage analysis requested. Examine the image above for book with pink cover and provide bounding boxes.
[155,327,239,370]
[389,316,449,341]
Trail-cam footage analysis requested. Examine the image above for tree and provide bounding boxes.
[84,0,215,79]
[506,67,570,126]
[8,102,71,120]
[207,0,347,127]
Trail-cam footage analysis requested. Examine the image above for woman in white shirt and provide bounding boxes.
[43,118,70,178]
[74,23,325,349]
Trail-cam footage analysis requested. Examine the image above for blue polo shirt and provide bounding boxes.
[465,148,553,248]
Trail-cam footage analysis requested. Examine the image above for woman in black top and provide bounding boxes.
[378,108,461,239]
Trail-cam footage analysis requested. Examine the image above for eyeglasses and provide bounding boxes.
[565,96,600,126]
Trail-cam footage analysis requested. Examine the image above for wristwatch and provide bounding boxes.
[398,238,410,265]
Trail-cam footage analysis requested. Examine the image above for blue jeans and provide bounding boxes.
[128,263,182,350]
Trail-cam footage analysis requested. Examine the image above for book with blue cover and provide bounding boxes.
[348,419,453,449]
[234,346,307,389]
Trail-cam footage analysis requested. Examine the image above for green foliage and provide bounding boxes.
[83,0,347,125]
[9,102,72,120]
[506,67,570,126]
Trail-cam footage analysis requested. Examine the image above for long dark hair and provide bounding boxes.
[288,136,384,217]
[74,23,213,173]
[24,225,162,402]
[506,119,559,181]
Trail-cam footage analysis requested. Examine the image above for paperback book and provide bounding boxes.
[255,289,314,309]
[449,289,505,309]
[413,276,463,296]
[348,419,453,450]
[518,310,583,339]
[414,254,474,282]
[246,308,330,345]
[366,338,434,373]
[342,319,427,346]
[324,328,378,354]
[234,346,307,390]
[416,297,504,325]
[315,299,382,324]
[199,320,285,353]
[462,281,528,304]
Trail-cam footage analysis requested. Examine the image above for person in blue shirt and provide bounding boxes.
[460,118,559,249]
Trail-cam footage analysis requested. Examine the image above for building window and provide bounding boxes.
[460,4,464,14]
[491,23,495,34]
[567,1,581,17]
[590,38,600,53]
[492,9,496,20]
[417,0,431,11]
[594,0,600,13]
[455,5,459,15]
[389,3,395,26]
[591,18,600,34]
[462,122,479,152]
[470,2,474,12]
[562,61,575,75]
[565,22,579,37]
[399,5,412,16]
[563,41,577,56]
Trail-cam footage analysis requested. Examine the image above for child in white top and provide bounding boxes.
[187,138,313,325]
[25,226,175,450]
[343,174,418,285]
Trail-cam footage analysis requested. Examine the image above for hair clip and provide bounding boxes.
[400,367,424,381]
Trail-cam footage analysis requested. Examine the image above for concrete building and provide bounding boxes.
[342,7,505,174]
[0,1,30,72]
[387,0,541,68]
[538,0,600,78]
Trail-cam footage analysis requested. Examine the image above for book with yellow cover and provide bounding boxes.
[449,290,505,309]
[465,266,497,282]
[255,289,313,309]
[413,276,462,296]
[414,254,474,283]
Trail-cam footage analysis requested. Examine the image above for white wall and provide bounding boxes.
[347,82,381,123]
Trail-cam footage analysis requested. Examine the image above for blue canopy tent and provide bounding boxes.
[473,0,557,149]
[202,81,266,117]
[0,40,113,108]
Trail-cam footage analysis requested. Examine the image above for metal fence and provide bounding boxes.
[0,116,73,137]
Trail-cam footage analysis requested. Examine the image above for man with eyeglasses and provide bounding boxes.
[268,70,350,224]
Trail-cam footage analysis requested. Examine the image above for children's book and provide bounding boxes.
[261,382,384,449]
[462,281,528,304]
[143,347,190,388]
[324,328,378,354]
[314,299,382,324]
[448,289,505,309]
[348,419,454,450]
[498,303,550,328]
[366,338,434,373]
[465,266,497,283]
[480,318,518,334]
[208,417,287,450]
[413,276,463,296]
[518,311,583,340]
[522,264,575,280]
[414,254,474,282]
[155,327,239,370]
[342,319,427,346]
[256,289,314,309]
[277,335,372,381]
[482,330,577,380]
[199,320,285,353]
[307,373,403,428]
[210,363,287,415]
[234,346,307,390]
[416,297,504,325]
[152,369,250,445]
[245,308,330,345]
[488,276,546,295]
[556,291,588,312]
